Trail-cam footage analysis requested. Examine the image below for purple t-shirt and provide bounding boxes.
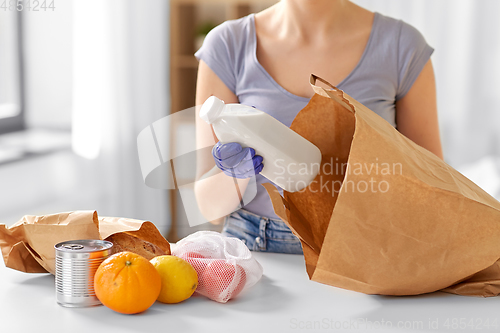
[195,12,433,219]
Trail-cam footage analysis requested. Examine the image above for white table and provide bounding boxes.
[1,252,500,333]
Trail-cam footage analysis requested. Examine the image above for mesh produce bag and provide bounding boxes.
[172,231,263,303]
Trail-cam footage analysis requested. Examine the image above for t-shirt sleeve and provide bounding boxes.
[396,21,434,100]
[194,22,237,94]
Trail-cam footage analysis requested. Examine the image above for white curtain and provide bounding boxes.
[72,0,170,229]
[353,0,500,199]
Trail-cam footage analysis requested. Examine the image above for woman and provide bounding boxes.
[194,0,443,254]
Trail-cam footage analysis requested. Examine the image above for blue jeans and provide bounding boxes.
[221,209,303,254]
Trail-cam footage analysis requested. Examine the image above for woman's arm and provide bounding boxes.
[194,60,252,223]
[396,59,444,160]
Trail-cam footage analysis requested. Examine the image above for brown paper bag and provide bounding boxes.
[0,211,169,275]
[98,216,171,255]
[264,74,500,297]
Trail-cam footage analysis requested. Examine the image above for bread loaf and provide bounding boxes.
[105,232,169,260]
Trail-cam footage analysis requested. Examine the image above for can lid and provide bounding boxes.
[199,96,225,124]
[55,239,113,253]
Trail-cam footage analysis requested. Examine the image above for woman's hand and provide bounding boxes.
[212,142,264,179]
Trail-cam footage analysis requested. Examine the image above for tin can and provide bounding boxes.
[55,239,113,307]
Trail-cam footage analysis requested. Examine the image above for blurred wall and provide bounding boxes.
[0,151,109,225]
[352,0,500,168]
[0,0,171,232]
[23,0,73,129]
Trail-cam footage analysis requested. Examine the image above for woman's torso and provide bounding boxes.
[195,11,433,219]
[254,5,375,99]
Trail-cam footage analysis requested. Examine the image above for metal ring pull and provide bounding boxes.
[62,244,84,250]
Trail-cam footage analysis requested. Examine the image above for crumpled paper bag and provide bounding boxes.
[0,211,169,275]
[264,74,500,297]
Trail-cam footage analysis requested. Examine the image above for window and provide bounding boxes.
[0,10,24,134]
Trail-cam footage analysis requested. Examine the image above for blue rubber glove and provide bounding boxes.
[212,142,264,179]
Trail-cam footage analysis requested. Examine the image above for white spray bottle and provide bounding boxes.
[200,96,321,192]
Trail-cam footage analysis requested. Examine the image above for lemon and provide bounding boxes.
[150,255,198,304]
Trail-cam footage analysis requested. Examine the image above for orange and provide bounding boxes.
[94,251,161,314]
